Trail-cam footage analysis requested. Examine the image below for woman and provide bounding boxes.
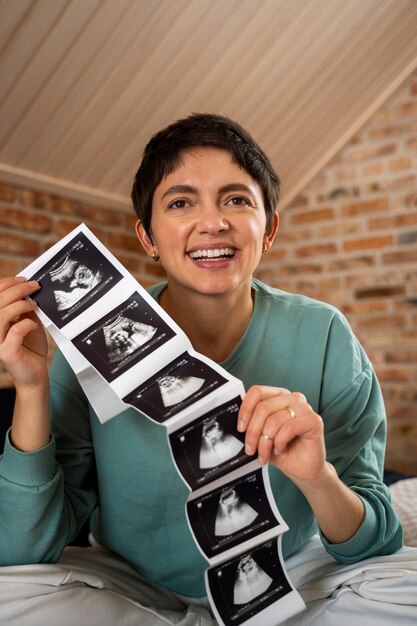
[0,114,415,625]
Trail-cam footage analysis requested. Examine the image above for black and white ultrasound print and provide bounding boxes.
[29,232,123,328]
[72,292,176,382]
[206,539,292,626]
[187,468,280,559]
[169,397,250,489]
[123,352,227,423]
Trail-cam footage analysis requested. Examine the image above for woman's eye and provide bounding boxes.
[168,199,189,209]
[226,196,250,206]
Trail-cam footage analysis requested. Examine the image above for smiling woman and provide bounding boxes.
[134,145,278,359]
[0,113,416,626]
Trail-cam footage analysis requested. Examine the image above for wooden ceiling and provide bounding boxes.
[1,0,417,211]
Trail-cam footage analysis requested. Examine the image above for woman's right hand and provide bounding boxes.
[0,276,48,391]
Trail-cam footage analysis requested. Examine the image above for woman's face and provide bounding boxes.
[136,147,278,300]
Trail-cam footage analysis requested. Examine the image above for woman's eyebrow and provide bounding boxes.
[161,185,196,199]
[218,183,254,195]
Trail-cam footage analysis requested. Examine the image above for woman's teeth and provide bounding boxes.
[189,248,235,260]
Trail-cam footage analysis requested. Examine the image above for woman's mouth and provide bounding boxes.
[188,247,236,261]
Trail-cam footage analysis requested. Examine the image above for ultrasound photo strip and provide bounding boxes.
[20,224,305,626]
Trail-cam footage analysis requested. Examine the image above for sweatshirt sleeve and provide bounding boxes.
[318,313,403,562]
[0,350,97,565]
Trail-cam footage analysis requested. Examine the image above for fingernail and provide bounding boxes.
[28,280,39,287]
[273,447,278,456]
[15,276,26,282]
[237,420,245,432]
[245,443,253,455]
[258,455,265,465]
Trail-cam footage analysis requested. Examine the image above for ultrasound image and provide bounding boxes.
[169,397,249,489]
[186,469,279,558]
[206,539,292,626]
[123,353,227,423]
[73,292,176,382]
[29,232,123,328]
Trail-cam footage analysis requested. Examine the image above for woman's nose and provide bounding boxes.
[195,205,229,234]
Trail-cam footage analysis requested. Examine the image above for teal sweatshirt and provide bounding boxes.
[0,280,403,597]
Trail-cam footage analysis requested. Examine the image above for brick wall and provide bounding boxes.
[1,70,416,473]
[256,69,417,474]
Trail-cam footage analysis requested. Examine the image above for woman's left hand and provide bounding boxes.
[237,385,327,485]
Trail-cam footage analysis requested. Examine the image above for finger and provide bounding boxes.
[243,394,297,455]
[0,299,38,342]
[272,411,324,456]
[0,276,26,292]
[238,385,290,432]
[0,318,40,364]
[0,279,40,307]
[256,406,300,464]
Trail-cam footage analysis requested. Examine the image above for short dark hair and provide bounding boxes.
[131,113,280,238]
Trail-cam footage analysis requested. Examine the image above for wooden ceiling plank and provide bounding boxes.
[13,0,140,169]
[63,0,233,182]
[0,0,69,109]
[0,0,33,58]
[39,0,193,177]
[0,0,104,162]
[102,0,276,190]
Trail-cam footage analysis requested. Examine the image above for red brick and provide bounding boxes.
[21,190,54,210]
[291,207,334,224]
[355,285,405,299]
[368,212,417,230]
[116,254,141,273]
[342,301,387,315]
[295,243,338,258]
[393,102,417,117]
[369,123,412,140]
[0,183,16,202]
[361,163,384,177]
[107,232,142,253]
[344,235,393,252]
[406,136,417,150]
[358,314,406,329]
[317,221,363,238]
[276,228,312,243]
[52,197,125,226]
[0,232,40,256]
[345,270,398,288]
[329,256,375,271]
[317,186,360,203]
[341,199,389,216]
[386,350,417,364]
[382,385,417,402]
[0,207,52,233]
[0,257,18,276]
[265,249,287,262]
[286,194,309,209]
[383,249,417,264]
[389,157,412,172]
[375,367,414,382]
[281,263,322,275]
[335,167,357,182]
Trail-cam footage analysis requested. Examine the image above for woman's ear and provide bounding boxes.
[264,212,279,250]
[135,219,155,257]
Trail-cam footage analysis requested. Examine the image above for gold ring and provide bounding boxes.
[286,407,296,420]
[262,433,273,441]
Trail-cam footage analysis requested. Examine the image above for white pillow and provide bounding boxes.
[390,478,417,547]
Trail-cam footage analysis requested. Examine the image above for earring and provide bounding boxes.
[152,248,159,262]
[262,241,269,254]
